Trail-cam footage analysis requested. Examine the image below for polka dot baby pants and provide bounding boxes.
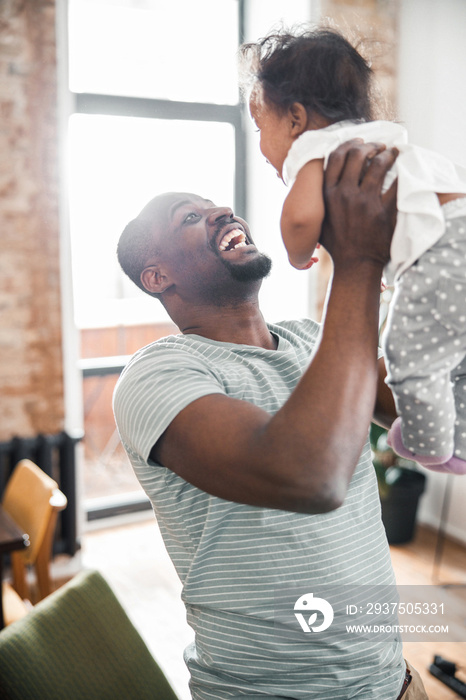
[383,207,466,471]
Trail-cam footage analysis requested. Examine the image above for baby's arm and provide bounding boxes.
[281,158,325,269]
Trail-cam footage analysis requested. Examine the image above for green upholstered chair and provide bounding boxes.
[0,569,180,700]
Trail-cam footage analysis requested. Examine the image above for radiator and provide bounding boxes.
[0,432,82,556]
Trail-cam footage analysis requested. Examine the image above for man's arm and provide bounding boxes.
[154,142,398,515]
[324,141,399,432]
[374,357,398,429]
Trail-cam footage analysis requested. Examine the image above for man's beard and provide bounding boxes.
[219,251,272,282]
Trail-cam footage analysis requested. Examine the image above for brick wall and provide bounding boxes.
[0,0,63,440]
[321,0,399,117]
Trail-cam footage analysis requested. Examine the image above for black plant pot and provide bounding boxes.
[379,467,427,545]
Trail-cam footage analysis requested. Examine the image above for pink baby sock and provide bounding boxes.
[386,417,461,472]
[425,455,466,475]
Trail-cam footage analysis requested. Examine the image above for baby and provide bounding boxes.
[240,27,466,474]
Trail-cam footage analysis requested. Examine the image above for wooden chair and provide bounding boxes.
[1,582,30,626]
[2,459,67,603]
[0,569,180,700]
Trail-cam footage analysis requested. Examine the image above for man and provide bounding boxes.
[113,142,428,699]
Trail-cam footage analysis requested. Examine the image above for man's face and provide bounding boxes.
[144,193,271,301]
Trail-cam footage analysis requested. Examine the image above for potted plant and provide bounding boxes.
[370,423,427,545]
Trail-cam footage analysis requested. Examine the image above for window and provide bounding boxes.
[66,0,245,516]
[69,114,236,327]
[68,0,244,330]
[68,0,239,104]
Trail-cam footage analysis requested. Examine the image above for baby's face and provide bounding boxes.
[249,93,294,180]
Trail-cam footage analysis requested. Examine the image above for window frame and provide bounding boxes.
[71,0,246,219]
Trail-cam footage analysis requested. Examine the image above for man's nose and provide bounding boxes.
[206,206,234,224]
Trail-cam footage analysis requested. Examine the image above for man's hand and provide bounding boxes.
[320,140,398,271]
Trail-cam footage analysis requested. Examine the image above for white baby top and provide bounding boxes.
[283,120,466,283]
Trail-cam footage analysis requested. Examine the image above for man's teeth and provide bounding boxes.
[219,229,247,251]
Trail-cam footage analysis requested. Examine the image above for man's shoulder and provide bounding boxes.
[120,333,209,375]
[269,317,321,344]
[113,332,224,421]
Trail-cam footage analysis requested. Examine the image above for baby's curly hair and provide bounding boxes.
[239,26,374,124]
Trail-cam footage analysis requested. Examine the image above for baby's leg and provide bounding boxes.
[421,356,466,474]
[451,355,466,457]
[410,357,466,474]
[384,217,466,470]
[384,279,457,462]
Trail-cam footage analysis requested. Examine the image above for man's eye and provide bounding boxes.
[184,213,199,223]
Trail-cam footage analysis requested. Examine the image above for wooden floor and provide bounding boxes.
[389,527,466,699]
[51,518,465,700]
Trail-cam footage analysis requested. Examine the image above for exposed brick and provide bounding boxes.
[0,0,63,440]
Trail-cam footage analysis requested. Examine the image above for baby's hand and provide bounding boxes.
[299,256,320,270]
[292,244,320,270]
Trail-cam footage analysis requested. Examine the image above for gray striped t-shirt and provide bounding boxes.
[113,318,405,699]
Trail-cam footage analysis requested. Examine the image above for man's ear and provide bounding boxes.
[140,264,172,294]
[289,102,309,136]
